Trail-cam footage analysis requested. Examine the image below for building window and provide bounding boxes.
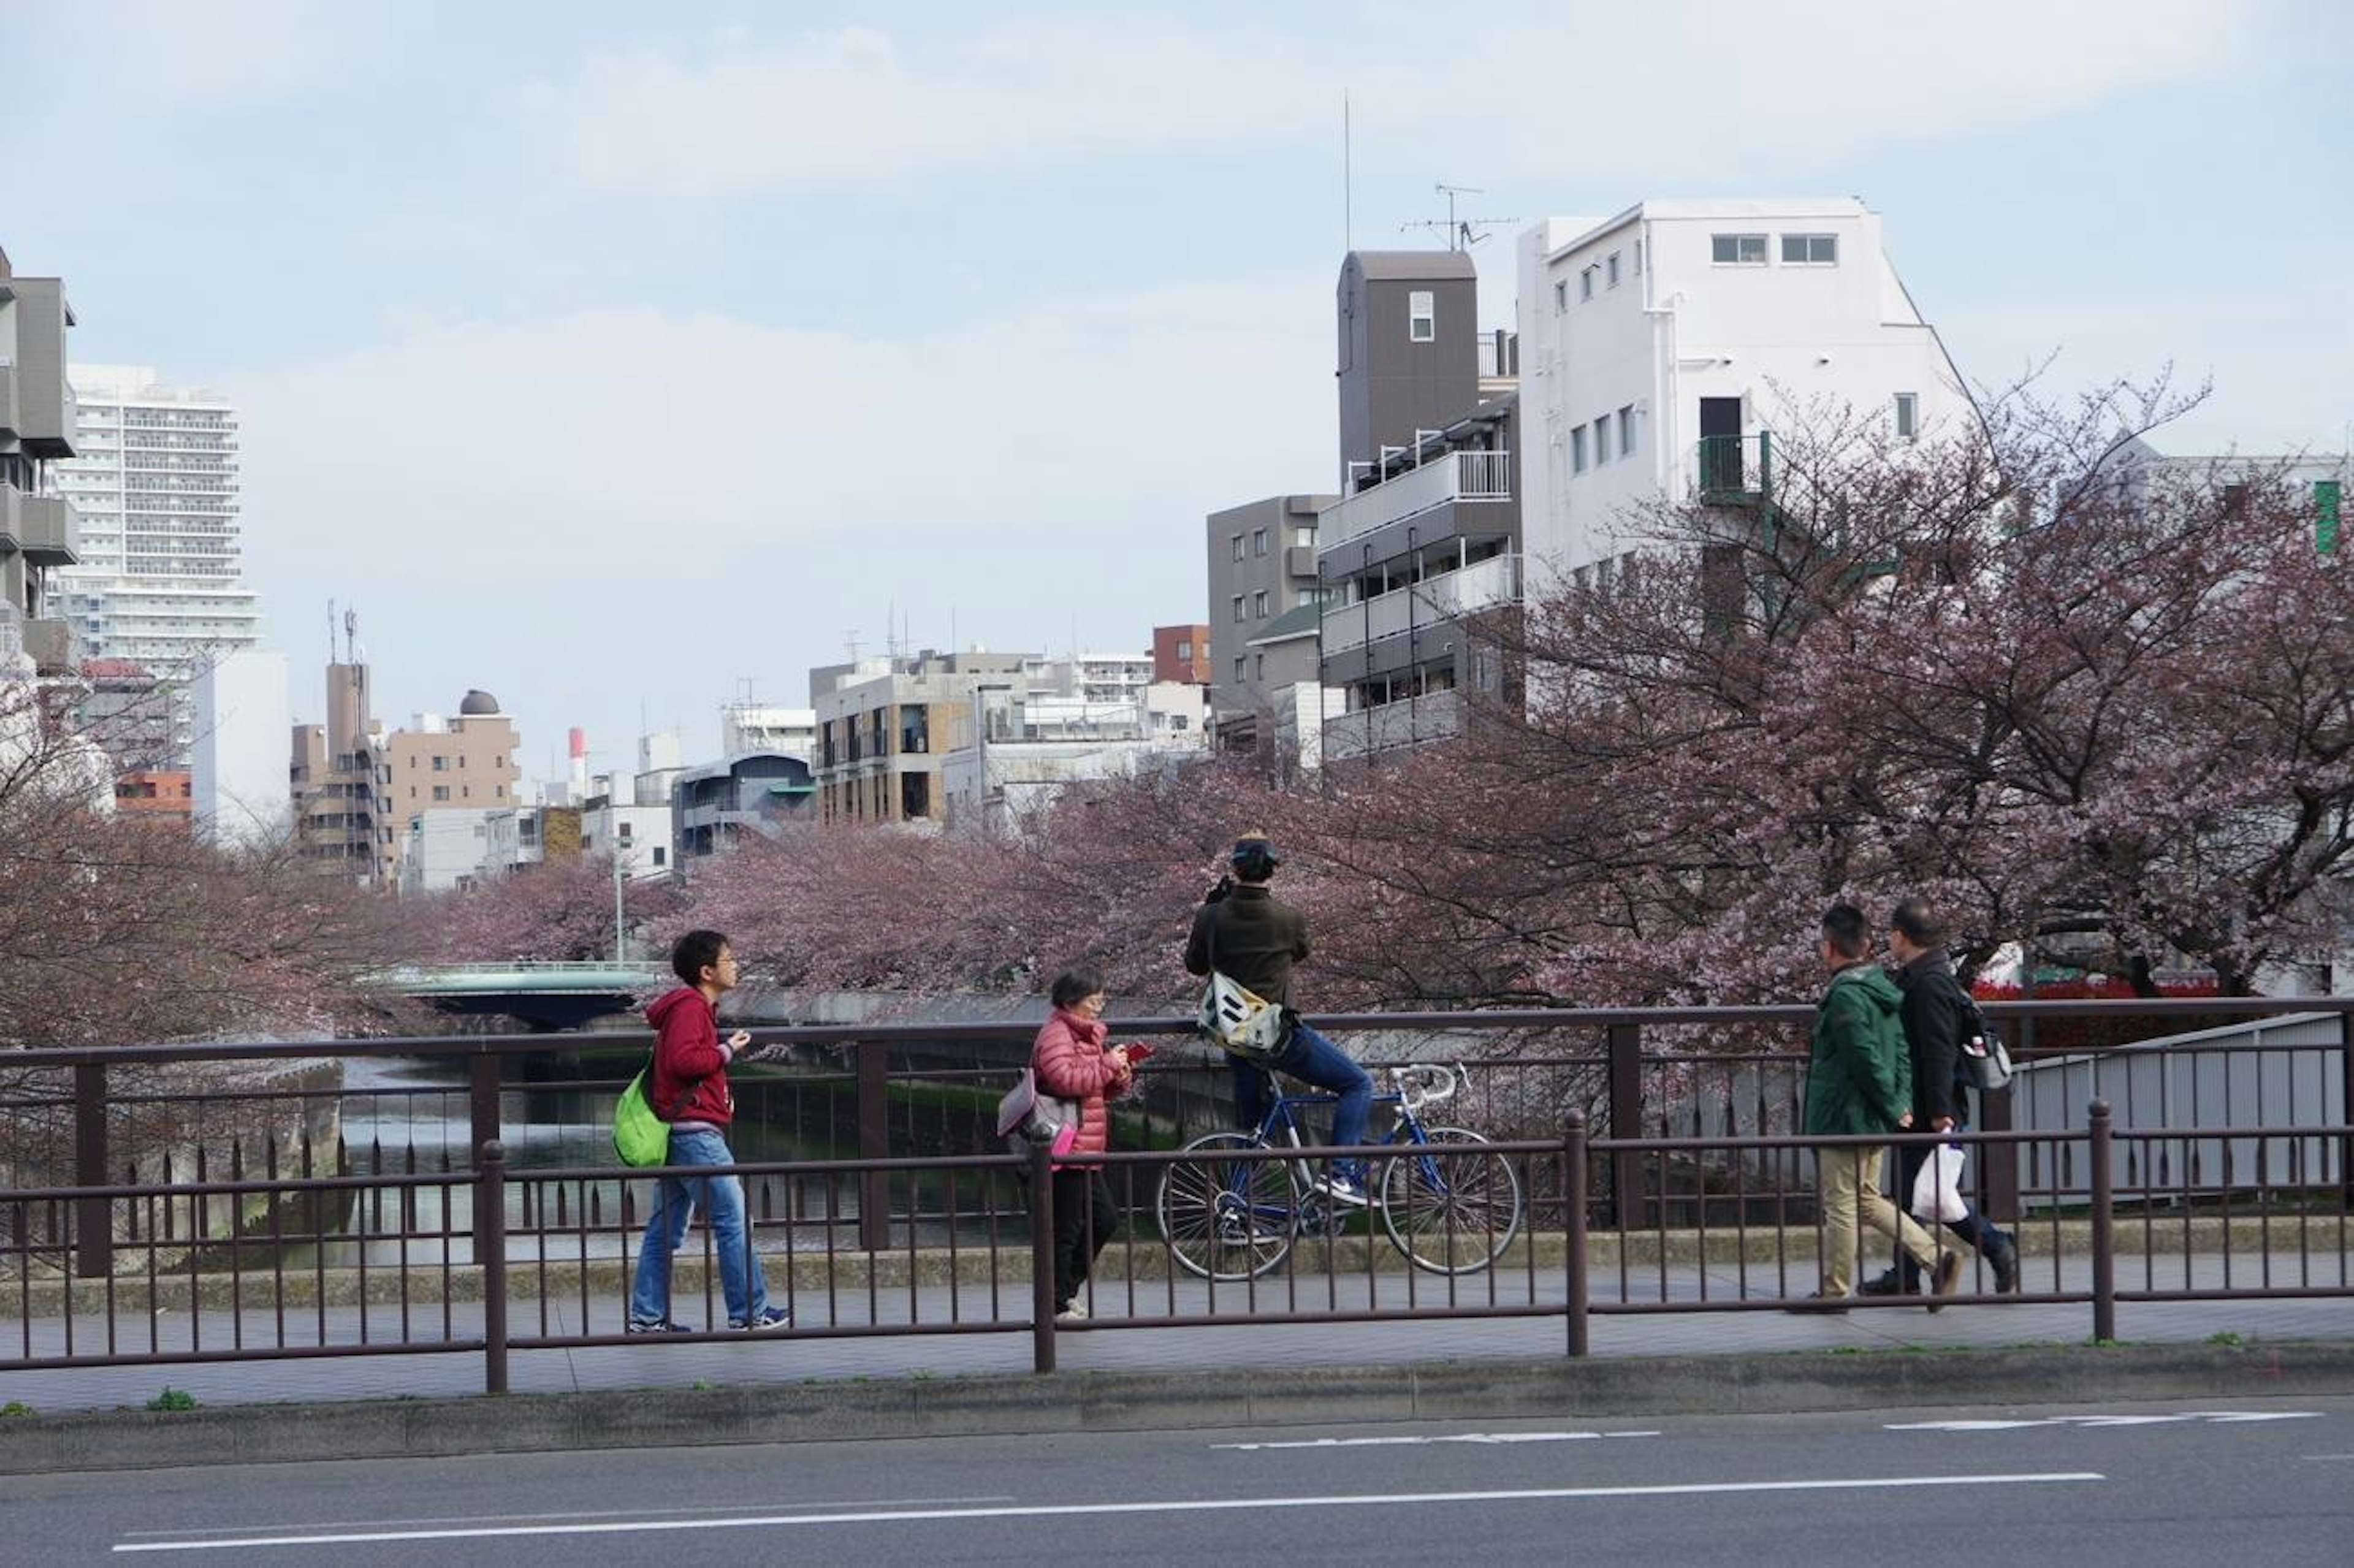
[431,785,450,802]
[1592,418,1609,465]
[1894,392,1918,440]
[1253,590,1269,618]
[1580,267,1595,301]
[1176,639,1192,661]
[1232,595,1246,623]
[1606,251,1621,288]
[1553,280,1567,312]
[1230,533,1244,561]
[431,755,448,771]
[1252,528,1268,557]
[1619,404,1637,457]
[1234,657,1246,682]
[1572,425,1589,474]
[1408,289,1434,341]
[653,847,666,867]
[1781,233,1838,265]
[1711,234,1767,265]
[1254,653,1265,680]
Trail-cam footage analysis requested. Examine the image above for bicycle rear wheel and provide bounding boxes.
[1157,1132,1297,1281]
[1378,1126,1523,1275]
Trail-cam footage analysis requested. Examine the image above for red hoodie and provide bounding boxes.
[646,986,734,1127]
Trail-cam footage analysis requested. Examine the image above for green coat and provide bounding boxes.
[1803,962,1914,1137]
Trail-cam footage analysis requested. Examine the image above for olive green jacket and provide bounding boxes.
[1803,962,1914,1138]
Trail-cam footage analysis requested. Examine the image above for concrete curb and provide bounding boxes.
[5,1340,2350,1475]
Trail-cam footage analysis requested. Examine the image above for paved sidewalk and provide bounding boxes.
[4,1250,2347,1416]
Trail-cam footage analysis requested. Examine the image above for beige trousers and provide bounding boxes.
[1816,1144,1942,1297]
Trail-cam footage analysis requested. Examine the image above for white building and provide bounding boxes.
[398,807,508,895]
[190,649,291,849]
[44,367,262,720]
[1515,199,1972,584]
[582,799,674,879]
[939,682,1207,836]
[719,701,815,763]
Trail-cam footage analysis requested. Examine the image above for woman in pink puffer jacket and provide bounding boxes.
[1032,967,1133,1320]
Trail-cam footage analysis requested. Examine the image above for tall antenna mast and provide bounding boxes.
[1399,182,1516,250]
[1343,92,1353,252]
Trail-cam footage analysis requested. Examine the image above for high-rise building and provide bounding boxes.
[0,245,80,672]
[45,365,261,722]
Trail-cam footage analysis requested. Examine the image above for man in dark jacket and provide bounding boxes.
[1184,833,1375,1204]
[1861,897,2019,1297]
[626,929,790,1334]
[1792,904,1959,1312]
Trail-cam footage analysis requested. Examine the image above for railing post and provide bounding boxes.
[857,1038,891,1252]
[2339,1007,2353,1212]
[72,1060,112,1280]
[468,1052,502,1264]
[2088,1100,2116,1344]
[1979,1079,2020,1225]
[1030,1138,1057,1374]
[479,1138,509,1395]
[1566,1109,1590,1358]
[1606,1022,1645,1228]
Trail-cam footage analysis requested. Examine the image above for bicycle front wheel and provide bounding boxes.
[1157,1132,1297,1281]
[1378,1126,1524,1275]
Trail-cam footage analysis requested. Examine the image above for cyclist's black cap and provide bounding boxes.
[1231,833,1279,871]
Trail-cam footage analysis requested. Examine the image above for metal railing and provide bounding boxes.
[2,999,2347,1391]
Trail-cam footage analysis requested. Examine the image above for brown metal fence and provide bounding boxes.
[2,999,2348,1391]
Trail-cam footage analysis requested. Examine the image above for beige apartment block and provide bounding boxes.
[812,650,1035,828]
[376,689,521,883]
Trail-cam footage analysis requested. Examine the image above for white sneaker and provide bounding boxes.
[1311,1172,1369,1207]
[1056,1300,1088,1322]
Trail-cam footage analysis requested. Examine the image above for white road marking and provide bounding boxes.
[1212,1430,1659,1451]
[1889,1411,2320,1433]
[118,1498,1016,1538]
[111,1474,2105,1553]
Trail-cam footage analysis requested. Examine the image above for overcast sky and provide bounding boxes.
[6,0,2348,773]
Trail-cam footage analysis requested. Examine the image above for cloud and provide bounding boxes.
[230,278,1332,750]
[32,0,357,109]
[500,1,2247,200]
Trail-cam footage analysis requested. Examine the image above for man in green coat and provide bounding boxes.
[1792,904,1960,1312]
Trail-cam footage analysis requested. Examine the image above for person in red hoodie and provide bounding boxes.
[626,929,790,1333]
[1032,967,1133,1321]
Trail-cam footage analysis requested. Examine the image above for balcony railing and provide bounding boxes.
[1323,687,1463,759]
[1318,449,1513,553]
[1322,553,1520,655]
[1695,432,1773,503]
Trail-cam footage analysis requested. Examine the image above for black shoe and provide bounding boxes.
[1988,1236,2021,1295]
[1857,1269,1910,1297]
[1926,1252,1962,1312]
[1783,1291,1850,1315]
[731,1306,792,1332]
[625,1318,690,1335]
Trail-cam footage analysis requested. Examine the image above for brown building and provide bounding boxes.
[1152,623,1211,685]
[376,689,522,882]
[291,659,384,881]
[115,767,191,828]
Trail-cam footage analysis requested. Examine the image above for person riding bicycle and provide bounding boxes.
[1184,832,1375,1204]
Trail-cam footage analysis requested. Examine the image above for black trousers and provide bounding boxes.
[1888,1137,2009,1283]
[1049,1168,1119,1309]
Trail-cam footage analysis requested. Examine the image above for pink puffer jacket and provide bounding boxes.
[1032,1010,1130,1166]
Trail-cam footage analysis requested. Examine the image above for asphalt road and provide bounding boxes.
[7,1396,2349,1566]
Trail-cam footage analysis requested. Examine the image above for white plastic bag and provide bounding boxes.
[1910,1143,1968,1224]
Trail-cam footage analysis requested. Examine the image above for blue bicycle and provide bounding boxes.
[1156,1062,1523,1280]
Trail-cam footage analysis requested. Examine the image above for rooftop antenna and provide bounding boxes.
[1343,91,1353,252]
[343,606,358,664]
[326,599,335,666]
[843,629,864,662]
[1400,183,1516,251]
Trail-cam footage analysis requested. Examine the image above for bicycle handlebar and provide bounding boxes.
[1388,1061,1462,1115]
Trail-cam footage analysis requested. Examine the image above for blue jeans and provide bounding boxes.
[628,1127,769,1326]
[1232,1020,1374,1172]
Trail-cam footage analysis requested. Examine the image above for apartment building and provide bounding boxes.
[1152,623,1211,685]
[378,690,522,883]
[1205,493,1331,746]
[939,680,1207,836]
[1315,249,1522,760]
[720,699,817,763]
[45,365,261,726]
[1515,199,1971,586]
[291,657,386,880]
[673,752,816,866]
[0,245,79,672]
[812,649,1036,827]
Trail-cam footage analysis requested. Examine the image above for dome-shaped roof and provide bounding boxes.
[458,689,501,716]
